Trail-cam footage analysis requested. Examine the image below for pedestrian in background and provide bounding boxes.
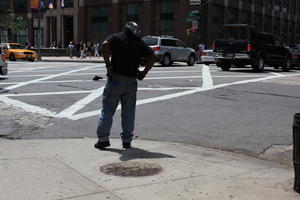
[68,41,75,58]
[80,41,86,59]
[197,42,205,61]
[94,21,155,150]
[93,42,101,57]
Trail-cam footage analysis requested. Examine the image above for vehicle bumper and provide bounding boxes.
[15,54,37,60]
[0,63,8,75]
[216,53,253,64]
[201,56,216,63]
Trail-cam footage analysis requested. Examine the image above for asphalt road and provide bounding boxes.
[1,61,300,164]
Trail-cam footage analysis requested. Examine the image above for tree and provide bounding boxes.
[1,11,27,41]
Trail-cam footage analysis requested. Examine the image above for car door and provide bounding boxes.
[161,39,176,60]
[263,34,277,64]
[273,35,287,64]
[175,40,189,61]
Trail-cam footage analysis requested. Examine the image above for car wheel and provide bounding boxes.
[252,56,264,72]
[187,55,196,66]
[9,53,16,61]
[217,61,231,71]
[282,57,291,72]
[161,54,171,66]
[29,59,35,62]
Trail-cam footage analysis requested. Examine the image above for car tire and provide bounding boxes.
[252,56,264,72]
[282,57,291,72]
[187,54,196,66]
[217,61,231,71]
[29,59,35,62]
[9,53,16,61]
[161,54,171,66]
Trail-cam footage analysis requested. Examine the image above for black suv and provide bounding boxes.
[214,24,292,72]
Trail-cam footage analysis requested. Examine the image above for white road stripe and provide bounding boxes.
[1,65,99,93]
[55,86,105,118]
[0,96,56,117]
[69,73,291,120]
[202,65,213,89]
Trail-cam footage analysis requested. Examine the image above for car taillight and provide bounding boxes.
[247,44,252,51]
[292,54,299,58]
[201,52,207,56]
[152,46,161,51]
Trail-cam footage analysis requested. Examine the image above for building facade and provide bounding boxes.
[0,0,300,49]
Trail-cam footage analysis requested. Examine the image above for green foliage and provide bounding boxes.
[1,12,27,35]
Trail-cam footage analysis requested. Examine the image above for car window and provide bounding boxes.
[257,33,274,44]
[175,40,185,48]
[143,37,158,46]
[161,39,176,47]
[217,26,249,40]
[8,44,25,49]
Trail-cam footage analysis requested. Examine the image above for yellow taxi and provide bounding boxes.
[0,43,37,62]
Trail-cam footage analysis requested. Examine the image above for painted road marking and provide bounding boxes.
[0,64,299,120]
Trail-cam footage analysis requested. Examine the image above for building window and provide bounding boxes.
[160,0,174,32]
[127,4,139,23]
[241,11,251,25]
[253,14,262,31]
[212,5,222,40]
[0,30,8,43]
[264,16,272,32]
[15,0,29,13]
[0,0,10,12]
[273,17,280,36]
[254,0,263,6]
[274,0,281,12]
[228,8,238,24]
[91,7,108,33]
[64,0,73,8]
[264,0,272,9]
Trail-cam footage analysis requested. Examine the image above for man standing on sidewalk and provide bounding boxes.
[95,21,155,150]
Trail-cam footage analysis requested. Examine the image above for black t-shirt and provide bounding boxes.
[107,32,154,77]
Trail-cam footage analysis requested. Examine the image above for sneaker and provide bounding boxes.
[122,143,131,149]
[94,140,110,150]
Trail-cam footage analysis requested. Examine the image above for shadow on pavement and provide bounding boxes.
[102,147,176,161]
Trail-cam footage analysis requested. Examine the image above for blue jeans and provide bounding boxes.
[96,74,137,143]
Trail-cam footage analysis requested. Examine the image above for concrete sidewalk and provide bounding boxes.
[39,56,105,63]
[0,138,299,200]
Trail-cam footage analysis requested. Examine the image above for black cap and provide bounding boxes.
[123,21,141,38]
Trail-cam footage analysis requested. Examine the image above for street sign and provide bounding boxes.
[190,0,201,5]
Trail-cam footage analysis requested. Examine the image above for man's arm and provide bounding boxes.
[137,53,156,81]
[102,40,113,79]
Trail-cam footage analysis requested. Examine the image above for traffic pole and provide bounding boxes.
[293,113,300,193]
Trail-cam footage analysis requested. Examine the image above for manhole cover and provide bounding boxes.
[100,161,163,177]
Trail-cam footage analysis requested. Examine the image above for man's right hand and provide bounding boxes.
[137,70,146,81]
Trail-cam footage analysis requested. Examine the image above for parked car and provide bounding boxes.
[142,36,197,66]
[289,44,300,69]
[0,43,37,62]
[0,48,8,75]
[213,24,292,72]
[200,49,216,65]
